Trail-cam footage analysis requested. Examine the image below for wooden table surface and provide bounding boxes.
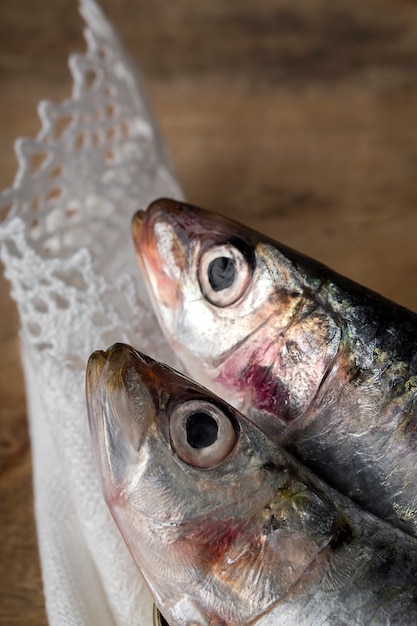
[1,0,417,623]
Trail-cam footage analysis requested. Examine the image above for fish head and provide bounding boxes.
[133,199,342,434]
[87,343,344,625]
[132,199,301,360]
[132,198,288,362]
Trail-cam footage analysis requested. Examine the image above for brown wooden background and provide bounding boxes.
[1,0,417,623]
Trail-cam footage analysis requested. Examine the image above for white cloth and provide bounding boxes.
[0,1,182,623]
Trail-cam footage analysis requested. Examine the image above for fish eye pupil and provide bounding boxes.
[186,412,218,449]
[208,256,235,291]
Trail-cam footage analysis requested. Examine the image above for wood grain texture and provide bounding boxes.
[0,0,416,623]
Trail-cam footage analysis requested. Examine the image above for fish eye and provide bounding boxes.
[198,241,253,307]
[170,400,238,468]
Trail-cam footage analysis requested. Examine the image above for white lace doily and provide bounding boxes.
[0,1,182,624]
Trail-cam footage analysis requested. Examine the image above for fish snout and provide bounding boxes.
[132,202,187,310]
[86,348,108,397]
[86,343,156,500]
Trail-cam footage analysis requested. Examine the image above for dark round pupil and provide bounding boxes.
[208,256,235,291]
[186,412,218,449]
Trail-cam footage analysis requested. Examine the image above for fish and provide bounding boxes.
[86,343,417,626]
[132,198,417,538]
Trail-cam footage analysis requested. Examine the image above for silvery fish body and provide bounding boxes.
[86,343,417,626]
[132,199,417,538]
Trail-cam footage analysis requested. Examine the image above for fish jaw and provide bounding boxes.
[132,201,187,351]
[86,344,158,506]
[132,204,185,303]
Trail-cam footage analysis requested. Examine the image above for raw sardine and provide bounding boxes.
[87,343,417,626]
[132,198,417,537]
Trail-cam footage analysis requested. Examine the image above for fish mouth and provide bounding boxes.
[132,199,187,312]
[87,342,153,397]
[86,348,109,398]
[86,343,158,503]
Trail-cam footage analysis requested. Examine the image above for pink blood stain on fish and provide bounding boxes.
[217,353,291,420]
[185,518,247,568]
[216,334,325,427]
[244,363,291,417]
